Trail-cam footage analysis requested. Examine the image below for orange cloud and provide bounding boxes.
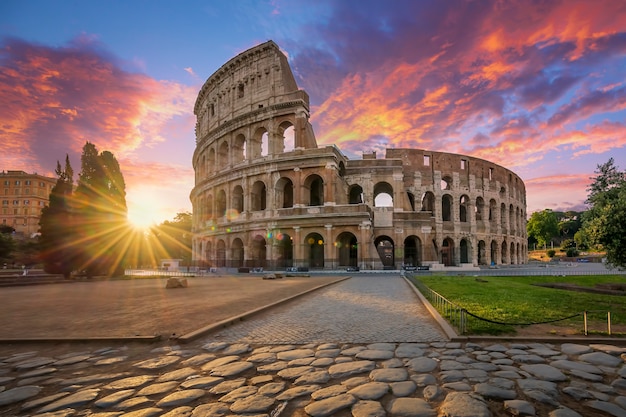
[0,38,197,177]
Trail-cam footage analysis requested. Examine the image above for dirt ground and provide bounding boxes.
[0,275,345,340]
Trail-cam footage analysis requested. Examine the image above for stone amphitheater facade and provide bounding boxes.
[191,41,527,270]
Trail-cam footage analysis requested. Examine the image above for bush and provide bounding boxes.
[547,249,556,258]
[566,248,579,257]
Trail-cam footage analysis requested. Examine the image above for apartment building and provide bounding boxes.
[1,170,56,237]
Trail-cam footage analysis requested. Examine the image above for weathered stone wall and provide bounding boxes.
[191,41,527,270]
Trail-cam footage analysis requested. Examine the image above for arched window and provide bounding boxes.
[475,197,485,221]
[373,182,393,207]
[421,192,435,212]
[305,233,325,268]
[218,141,229,169]
[459,195,469,222]
[233,134,246,163]
[216,189,226,217]
[251,181,266,211]
[232,238,244,268]
[305,175,324,206]
[349,185,363,204]
[280,122,295,153]
[336,232,358,267]
[276,177,294,208]
[232,185,244,214]
[442,194,453,221]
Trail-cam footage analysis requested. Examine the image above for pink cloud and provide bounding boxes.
[0,37,197,177]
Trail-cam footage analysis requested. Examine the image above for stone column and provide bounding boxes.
[324,224,334,269]
[293,227,302,267]
[323,163,335,205]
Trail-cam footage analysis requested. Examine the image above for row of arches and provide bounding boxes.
[196,123,295,179]
[196,232,526,269]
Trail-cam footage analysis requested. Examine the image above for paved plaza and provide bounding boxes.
[0,273,625,416]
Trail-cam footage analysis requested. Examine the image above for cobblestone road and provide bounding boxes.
[210,274,448,344]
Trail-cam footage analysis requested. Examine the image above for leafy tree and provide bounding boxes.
[72,142,128,277]
[582,158,626,268]
[0,227,15,264]
[39,156,75,277]
[152,212,192,266]
[527,209,559,249]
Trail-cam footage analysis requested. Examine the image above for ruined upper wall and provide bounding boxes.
[194,41,307,138]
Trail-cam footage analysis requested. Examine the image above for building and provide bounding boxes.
[1,170,56,237]
[190,41,527,270]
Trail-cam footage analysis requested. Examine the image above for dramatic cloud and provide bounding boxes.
[0,36,196,174]
[288,0,626,208]
[0,37,197,220]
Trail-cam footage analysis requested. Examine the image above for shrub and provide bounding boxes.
[566,248,579,257]
[547,249,556,258]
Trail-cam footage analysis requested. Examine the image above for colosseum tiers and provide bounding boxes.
[190,41,527,271]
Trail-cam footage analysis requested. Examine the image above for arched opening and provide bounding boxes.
[251,127,268,159]
[509,204,515,235]
[216,240,226,267]
[501,241,508,264]
[205,194,214,221]
[489,199,497,224]
[404,236,422,267]
[218,141,229,169]
[305,174,324,206]
[442,194,453,221]
[491,240,499,265]
[459,195,469,222]
[374,182,394,207]
[261,131,269,156]
[251,236,266,268]
[216,189,226,217]
[460,238,470,263]
[407,192,416,211]
[232,185,244,216]
[478,240,487,265]
[349,185,364,204]
[421,192,435,212]
[251,181,267,211]
[442,238,454,266]
[233,134,246,163]
[374,236,395,268]
[510,242,516,265]
[441,176,452,190]
[275,177,294,208]
[274,232,293,269]
[208,148,216,173]
[475,197,485,221]
[232,238,244,268]
[200,155,206,178]
[336,232,358,267]
[500,203,507,234]
[305,233,325,268]
[280,122,295,153]
[204,241,212,267]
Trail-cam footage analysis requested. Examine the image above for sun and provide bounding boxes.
[127,209,157,230]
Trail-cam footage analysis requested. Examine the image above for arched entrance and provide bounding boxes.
[478,240,487,265]
[442,238,454,266]
[216,239,226,267]
[232,238,244,268]
[251,236,267,268]
[404,236,421,267]
[336,232,358,267]
[275,232,293,269]
[460,238,471,264]
[374,236,395,268]
[305,233,325,268]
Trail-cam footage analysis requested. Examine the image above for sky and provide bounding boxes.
[1,0,625,226]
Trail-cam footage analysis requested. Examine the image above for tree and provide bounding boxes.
[0,227,15,264]
[152,212,192,266]
[39,156,75,277]
[72,142,128,277]
[527,209,559,249]
[582,159,626,268]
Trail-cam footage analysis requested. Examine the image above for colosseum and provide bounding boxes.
[190,41,527,271]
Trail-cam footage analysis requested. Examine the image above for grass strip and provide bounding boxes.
[408,274,626,336]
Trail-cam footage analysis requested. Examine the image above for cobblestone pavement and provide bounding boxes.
[1,274,626,416]
[210,274,448,344]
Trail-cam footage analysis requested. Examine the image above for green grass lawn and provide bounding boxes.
[408,274,626,336]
